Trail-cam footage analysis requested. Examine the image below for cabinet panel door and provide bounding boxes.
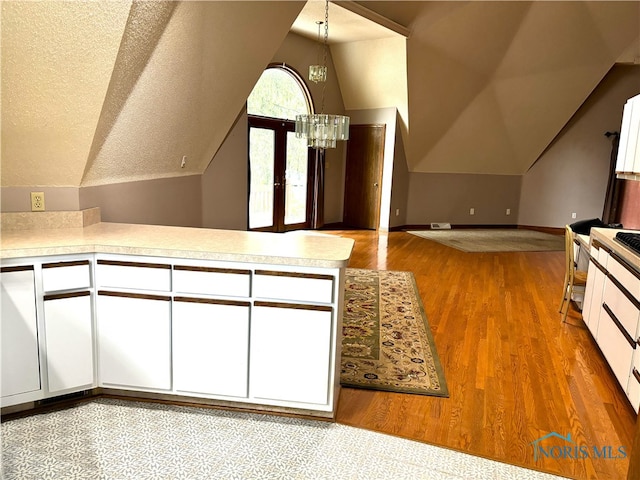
[250,305,332,405]
[582,260,598,328]
[97,294,171,390]
[44,293,94,393]
[597,308,634,389]
[587,266,607,338]
[1,269,41,398]
[173,300,249,397]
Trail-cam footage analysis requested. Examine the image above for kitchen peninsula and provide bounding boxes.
[0,210,354,419]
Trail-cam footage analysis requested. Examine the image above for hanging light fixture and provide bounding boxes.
[308,21,327,84]
[295,0,350,150]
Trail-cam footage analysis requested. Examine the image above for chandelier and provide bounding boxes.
[295,0,350,150]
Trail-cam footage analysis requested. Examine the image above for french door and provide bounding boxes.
[248,116,312,232]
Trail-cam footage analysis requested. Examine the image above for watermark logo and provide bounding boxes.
[531,432,626,461]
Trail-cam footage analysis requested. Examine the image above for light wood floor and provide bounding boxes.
[332,230,637,480]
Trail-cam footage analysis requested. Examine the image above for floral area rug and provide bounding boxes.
[341,268,449,397]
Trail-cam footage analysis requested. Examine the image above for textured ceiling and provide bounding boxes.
[1,0,132,186]
[2,1,639,188]
[352,1,640,174]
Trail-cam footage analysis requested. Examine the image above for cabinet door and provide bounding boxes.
[1,267,41,398]
[43,292,94,393]
[97,292,171,390]
[250,303,333,406]
[173,298,250,397]
[597,304,635,389]
[586,264,607,338]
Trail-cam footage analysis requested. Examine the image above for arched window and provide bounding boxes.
[247,64,321,232]
[248,64,313,119]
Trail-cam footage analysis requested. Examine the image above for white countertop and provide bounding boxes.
[590,227,640,271]
[0,222,355,268]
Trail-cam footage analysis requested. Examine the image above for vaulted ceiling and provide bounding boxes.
[2,1,639,187]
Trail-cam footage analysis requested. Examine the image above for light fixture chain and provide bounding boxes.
[321,0,329,114]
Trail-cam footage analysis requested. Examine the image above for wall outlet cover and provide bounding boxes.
[31,192,45,211]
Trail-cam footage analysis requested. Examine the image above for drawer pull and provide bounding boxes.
[634,368,640,384]
[0,265,34,273]
[254,301,332,312]
[602,303,636,348]
[44,290,90,301]
[98,290,170,302]
[255,270,334,281]
[174,265,251,275]
[97,260,170,270]
[174,296,250,307]
[43,260,90,269]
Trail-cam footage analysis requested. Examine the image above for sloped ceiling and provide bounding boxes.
[2,1,639,187]
[354,1,640,174]
[1,0,132,186]
[1,0,305,187]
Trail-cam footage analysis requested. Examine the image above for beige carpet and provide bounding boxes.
[341,268,448,397]
[407,229,564,252]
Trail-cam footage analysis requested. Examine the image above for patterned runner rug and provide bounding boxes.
[341,268,449,397]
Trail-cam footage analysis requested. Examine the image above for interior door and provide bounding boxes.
[343,124,386,229]
[248,116,311,232]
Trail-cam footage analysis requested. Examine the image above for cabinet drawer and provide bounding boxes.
[602,279,640,339]
[597,305,635,389]
[253,270,334,304]
[42,260,91,292]
[173,266,250,297]
[607,254,640,302]
[96,259,171,292]
[597,248,610,269]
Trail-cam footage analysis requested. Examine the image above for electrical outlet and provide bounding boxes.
[395,209,400,216]
[31,192,45,211]
[571,212,577,219]
[506,208,511,215]
[470,208,475,215]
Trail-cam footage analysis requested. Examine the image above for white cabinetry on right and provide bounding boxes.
[584,241,640,412]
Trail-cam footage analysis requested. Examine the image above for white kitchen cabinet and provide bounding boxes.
[583,255,607,336]
[250,303,333,406]
[43,291,94,393]
[253,270,334,304]
[173,298,250,397]
[615,93,640,178]
[173,265,250,297]
[596,302,635,389]
[1,267,41,400]
[42,260,91,292]
[97,292,171,390]
[96,259,171,292]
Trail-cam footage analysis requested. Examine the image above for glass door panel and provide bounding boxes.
[285,132,309,226]
[249,128,275,230]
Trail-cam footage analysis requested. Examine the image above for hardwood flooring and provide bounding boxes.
[332,230,637,480]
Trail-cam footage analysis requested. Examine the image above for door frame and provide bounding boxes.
[343,124,386,230]
[247,114,314,232]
